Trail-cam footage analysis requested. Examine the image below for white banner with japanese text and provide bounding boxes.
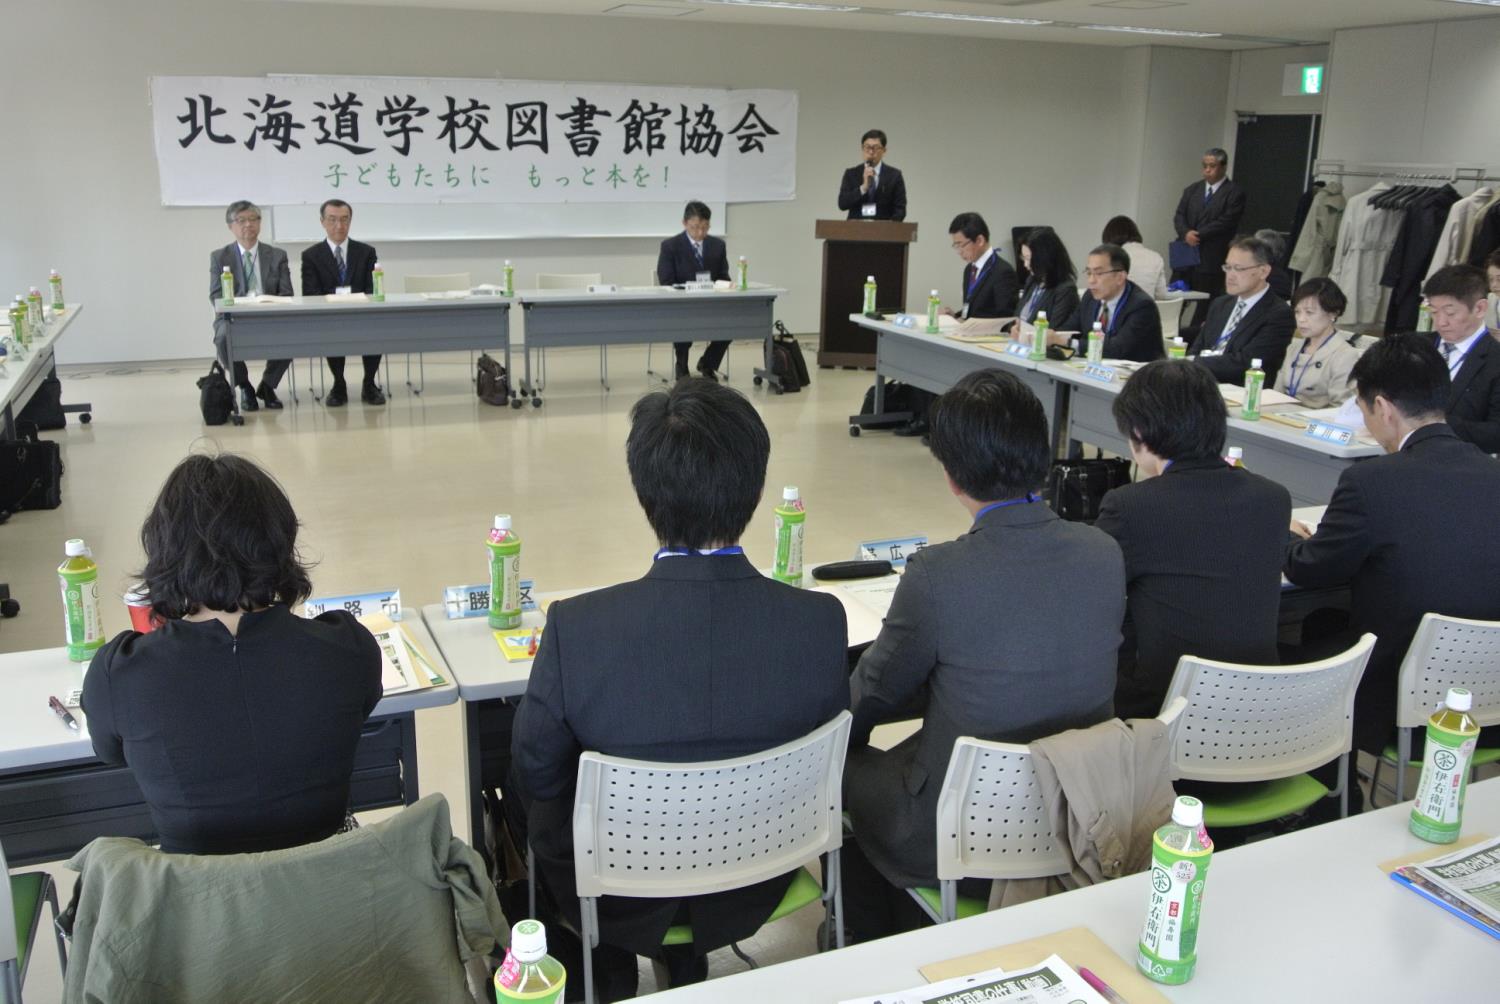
[150,76,797,206]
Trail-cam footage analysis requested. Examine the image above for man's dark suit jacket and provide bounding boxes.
[1441,331,1500,454]
[511,553,848,956]
[1188,291,1295,386]
[1097,459,1291,720]
[838,164,907,221]
[1285,424,1500,753]
[1172,178,1246,274]
[656,232,730,286]
[962,253,1019,320]
[1057,281,1164,363]
[301,238,377,296]
[846,502,1123,888]
[1016,279,1079,328]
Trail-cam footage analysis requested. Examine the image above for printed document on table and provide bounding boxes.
[839,574,901,620]
[1218,383,1297,408]
[1407,836,1500,926]
[839,953,1108,1004]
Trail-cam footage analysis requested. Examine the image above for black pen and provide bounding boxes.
[48,695,80,731]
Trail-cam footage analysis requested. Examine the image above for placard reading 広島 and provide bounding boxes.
[151,76,798,206]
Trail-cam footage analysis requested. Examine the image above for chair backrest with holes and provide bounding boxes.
[932,738,1070,883]
[402,272,471,293]
[536,272,603,289]
[1396,614,1500,729]
[572,711,850,900]
[1164,634,1374,783]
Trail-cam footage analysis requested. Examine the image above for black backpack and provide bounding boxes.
[768,322,809,393]
[476,353,511,407]
[0,421,64,518]
[197,363,234,425]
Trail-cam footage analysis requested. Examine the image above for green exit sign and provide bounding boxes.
[1301,65,1324,95]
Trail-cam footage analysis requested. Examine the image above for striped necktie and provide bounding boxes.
[335,246,348,285]
[243,251,258,295]
[1215,300,1247,349]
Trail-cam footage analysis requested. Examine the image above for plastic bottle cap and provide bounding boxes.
[374,262,382,269]
[1171,795,1204,828]
[1448,687,1473,712]
[866,275,875,282]
[1174,337,1186,345]
[1037,311,1047,320]
[494,514,512,531]
[65,538,88,557]
[504,260,512,266]
[1092,322,1103,331]
[1251,358,1263,368]
[50,269,59,276]
[509,919,548,963]
[930,289,939,297]
[782,486,799,501]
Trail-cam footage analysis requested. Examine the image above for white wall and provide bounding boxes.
[1224,43,1328,130]
[2,0,1231,364]
[1323,16,1500,173]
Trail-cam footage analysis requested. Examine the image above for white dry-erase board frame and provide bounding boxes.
[266,201,727,243]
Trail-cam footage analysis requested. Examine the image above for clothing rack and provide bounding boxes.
[1312,161,1500,185]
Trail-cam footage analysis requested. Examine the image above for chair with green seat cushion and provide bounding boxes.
[906,697,1188,925]
[1164,634,1375,826]
[3,838,67,1004]
[571,711,852,1004]
[1370,613,1500,807]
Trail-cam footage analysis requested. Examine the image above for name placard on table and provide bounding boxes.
[441,580,538,619]
[1305,421,1356,446]
[856,536,928,568]
[303,588,402,620]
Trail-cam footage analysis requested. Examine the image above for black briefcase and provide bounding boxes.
[197,363,233,425]
[1043,457,1132,523]
[0,424,64,517]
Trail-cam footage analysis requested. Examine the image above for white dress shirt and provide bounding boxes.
[237,242,261,295]
[1439,326,1487,378]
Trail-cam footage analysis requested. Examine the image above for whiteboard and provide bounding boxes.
[267,201,727,243]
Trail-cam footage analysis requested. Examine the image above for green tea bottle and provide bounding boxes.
[371,261,385,302]
[1138,795,1213,986]
[59,539,105,662]
[487,515,522,630]
[1240,358,1265,420]
[862,275,878,316]
[220,266,235,306]
[494,920,566,1004]
[926,289,940,333]
[1029,311,1049,361]
[1410,687,1481,844]
[49,269,65,311]
[773,486,805,586]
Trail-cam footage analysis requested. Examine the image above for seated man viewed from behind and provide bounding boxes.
[843,368,1124,940]
[1097,359,1290,720]
[508,378,849,998]
[81,453,383,855]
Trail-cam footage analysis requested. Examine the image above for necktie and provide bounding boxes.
[1204,184,1213,205]
[965,264,977,296]
[693,242,704,269]
[335,246,348,285]
[244,252,257,295]
[865,171,877,203]
[1215,300,1247,349]
[1442,341,1457,372]
[1097,304,1110,332]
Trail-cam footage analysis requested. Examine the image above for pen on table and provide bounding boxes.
[49,695,81,731]
[527,627,540,656]
[1077,966,1130,1004]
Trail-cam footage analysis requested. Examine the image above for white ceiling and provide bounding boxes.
[269,0,1500,50]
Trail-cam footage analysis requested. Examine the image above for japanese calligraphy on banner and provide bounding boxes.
[150,75,797,206]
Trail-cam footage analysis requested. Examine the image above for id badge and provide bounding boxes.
[336,285,353,295]
[861,203,877,218]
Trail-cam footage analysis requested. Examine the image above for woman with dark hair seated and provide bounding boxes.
[1101,215,1170,299]
[1273,277,1364,409]
[82,453,382,855]
[1011,226,1079,332]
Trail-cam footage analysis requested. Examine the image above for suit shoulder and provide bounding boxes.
[300,243,322,260]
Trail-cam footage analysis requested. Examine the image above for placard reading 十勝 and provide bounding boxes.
[151,75,798,206]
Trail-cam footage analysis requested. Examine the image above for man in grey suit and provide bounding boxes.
[844,368,1125,939]
[209,200,292,411]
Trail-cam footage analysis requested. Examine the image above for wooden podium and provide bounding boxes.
[814,219,918,368]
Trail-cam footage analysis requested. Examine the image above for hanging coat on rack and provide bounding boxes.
[1381,184,1459,332]
[1467,198,1500,268]
[1328,183,1402,326]
[1424,187,1495,280]
[1289,182,1346,279]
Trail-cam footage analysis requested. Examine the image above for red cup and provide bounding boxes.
[123,588,160,633]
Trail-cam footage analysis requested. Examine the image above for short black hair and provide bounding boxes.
[948,212,989,243]
[1113,360,1227,461]
[1228,235,1274,267]
[1101,215,1144,246]
[682,200,711,223]
[225,200,260,225]
[1424,264,1488,308]
[861,129,887,147]
[1352,333,1449,420]
[928,369,1051,501]
[1204,147,1229,166]
[1089,243,1132,274]
[137,453,313,619]
[1486,249,1500,272]
[319,198,351,219]
[1292,277,1347,317]
[1022,227,1076,287]
[626,380,770,549]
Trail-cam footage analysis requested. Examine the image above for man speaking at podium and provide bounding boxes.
[838,130,907,222]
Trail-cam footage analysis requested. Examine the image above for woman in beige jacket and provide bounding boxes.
[1274,277,1365,409]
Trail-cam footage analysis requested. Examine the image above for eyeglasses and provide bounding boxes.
[1221,263,1266,273]
[951,238,974,251]
[231,215,261,225]
[862,143,884,153]
[1083,268,1123,278]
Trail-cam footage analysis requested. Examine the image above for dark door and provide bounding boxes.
[1232,114,1321,235]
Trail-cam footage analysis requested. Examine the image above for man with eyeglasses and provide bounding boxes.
[1187,235,1294,386]
[300,199,385,407]
[1172,148,1246,322]
[1423,264,1500,453]
[838,129,907,222]
[209,201,294,412]
[1054,244,1162,362]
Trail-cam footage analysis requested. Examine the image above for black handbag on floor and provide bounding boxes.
[1043,457,1132,523]
[773,321,811,387]
[0,423,64,516]
[197,363,233,425]
[17,373,65,430]
[476,353,510,406]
